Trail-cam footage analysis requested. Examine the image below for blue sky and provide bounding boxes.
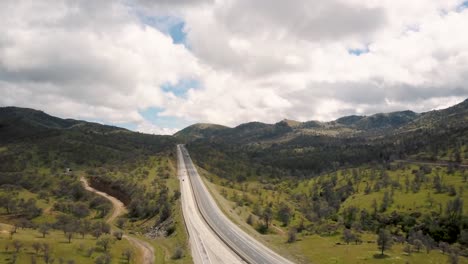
[162,78,200,98]
[138,13,188,46]
[117,13,193,134]
[348,46,370,56]
[139,107,191,129]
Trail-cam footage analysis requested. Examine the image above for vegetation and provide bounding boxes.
[0,107,190,263]
[2,98,468,263]
[183,99,468,263]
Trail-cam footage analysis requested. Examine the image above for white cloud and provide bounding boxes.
[1,0,468,132]
[0,0,201,125]
[163,0,468,125]
[136,120,180,135]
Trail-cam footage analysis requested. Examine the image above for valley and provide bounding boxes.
[1,99,468,264]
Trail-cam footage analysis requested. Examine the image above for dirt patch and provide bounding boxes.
[87,176,132,205]
[80,177,155,264]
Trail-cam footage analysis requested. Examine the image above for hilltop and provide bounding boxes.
[176,100,468,145]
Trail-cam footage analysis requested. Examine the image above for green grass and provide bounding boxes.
[338,165,468,214]
[107,157,192,263]
[198,162,468,264]
[0,224,136,264]
[275,233,468,264]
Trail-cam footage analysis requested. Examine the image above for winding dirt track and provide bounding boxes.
[80,177,155,264]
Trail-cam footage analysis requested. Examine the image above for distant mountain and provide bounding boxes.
[0,107,131,143]
[185,98,468,177]
[352,110,419,130]
[335,115,365,126]
[184,99,468,145]
[176,107,427,144]
[174,123,229,141]
[0,106,175,171]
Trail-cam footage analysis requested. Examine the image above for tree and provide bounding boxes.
[425,193,435,208]
[43,244,54,264]
[380,191,392,212]
[277,203,292,226]
[413,239,423,252]
[77,225,87,239]
[122,248,134,263]
[65,232,73,243]
[116,218,126,229]
[287,228,297,243]
[403,243,412,255]
[92,229,102,239]
[342,229,355,245]
[39,224,50,238]
[372,199,378,215]
[171,246,184,259]
[433,175,443,193]
[446,197,463,222]
[94,254,111,264]
[262,207,273,229]
[448,253,459,264]
[377,228,393,256]
[246,214,254,226]
[113,231,123,240]
[96,236,112,252]
[459,229,468,245]
[32,242,41,254]
[12,240,22,253]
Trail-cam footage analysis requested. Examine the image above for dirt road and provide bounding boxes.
[80,177,155,264]
[80,177,126,224]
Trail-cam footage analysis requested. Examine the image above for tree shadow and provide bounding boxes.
[373,253,390,259]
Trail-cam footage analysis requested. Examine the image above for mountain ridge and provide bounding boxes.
[175,99,468,143]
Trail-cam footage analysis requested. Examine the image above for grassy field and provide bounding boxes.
[0,223,136,264]
[276,233,468,264]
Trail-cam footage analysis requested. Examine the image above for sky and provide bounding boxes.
[1,0,468,135]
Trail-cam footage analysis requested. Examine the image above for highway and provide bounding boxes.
[178,145,294,264]
[177,145,243,264]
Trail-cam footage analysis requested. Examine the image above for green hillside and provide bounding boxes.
[185,99,468,263]
[0,107,189,264]
[2,98,468,263]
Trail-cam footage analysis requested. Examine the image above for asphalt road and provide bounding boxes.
[177,145,243,264]
[178,145,294,264]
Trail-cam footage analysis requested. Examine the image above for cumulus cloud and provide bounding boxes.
[136,120,180,135]
[1,0,468,133]
[167,0,468,124]
[0,0,201,125]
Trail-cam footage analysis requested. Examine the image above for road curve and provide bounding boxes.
[80,177,125,224]
[80,177,155,264]
[178,145,294,264]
